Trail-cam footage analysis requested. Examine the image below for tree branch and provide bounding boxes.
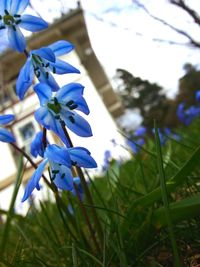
[133,0,200,49]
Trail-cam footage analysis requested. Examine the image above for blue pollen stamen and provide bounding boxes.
[14,14,21,18]
[4,10,9,15]
[69,115,75,123]
[16,19,21,25]
[71,160,77,166]
[54,97,59,105]
[52,170,59,174]
[36,71,41,78]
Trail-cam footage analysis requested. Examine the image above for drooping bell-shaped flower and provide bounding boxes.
[22,144,97,201]
[0,114,16,143]
[0,0,48,52]
[16,40,79,99]
[34,82,92,142]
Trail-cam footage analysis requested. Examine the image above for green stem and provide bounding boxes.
[60,120,103,247]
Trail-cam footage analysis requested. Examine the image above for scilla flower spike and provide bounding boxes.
[22,144,97,201]
[0,0,48,52]
[34,82,92,139]
[0,114,16,143]
[16,41,80,99]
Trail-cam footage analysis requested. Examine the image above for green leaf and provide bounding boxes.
[153,194,200,228]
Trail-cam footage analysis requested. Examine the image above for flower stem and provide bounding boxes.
[74,183,100,252]
[60,120,103,247]
[10,142,54,190]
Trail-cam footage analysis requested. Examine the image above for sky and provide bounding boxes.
[29,0,200,99]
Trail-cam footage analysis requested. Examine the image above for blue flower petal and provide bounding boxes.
[0,114,15,125]
[22,159,48,202]
[50,59,80,74]
[56,83,90,114]
[74,97,90,115]
[48,40,74,56]
[0,128,15,143]
[48,119,70,147]
[0,1,7,14]
[16,57,34,99]
[45,145,71,167]
[69,147,97,168]
[10,0,29,15]
[20,14,48,32]
[34,83,52,105]
[38,71,60,91]
[30,131,46,158]
[7,26,26,52]
[62,112,92,137]
[32,47,55,62]
[56,83,84,102]
[35,107,52,130]
[50,163,73,191]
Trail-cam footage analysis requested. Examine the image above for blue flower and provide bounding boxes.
[163,127,181,142]
[16,41,80,99]
[22,144,97,201]
[30,131,49,158]
[196,90,200,102]
[0,0,48,52]
[126,138,145,154]
[152,128,167,146]
[0,114,15,143]
[34,82,92,142]
[134,126,146,137]
[177,103,200,126]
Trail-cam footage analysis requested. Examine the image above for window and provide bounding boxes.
[12,117,41,164]
[19,122,36,141]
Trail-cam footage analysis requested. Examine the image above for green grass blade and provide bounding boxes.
[0,155,24,256]
[154,125,181,267]
[130,144,200,208]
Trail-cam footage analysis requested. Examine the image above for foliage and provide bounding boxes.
[1,118,200,266]
[116,68,169,131]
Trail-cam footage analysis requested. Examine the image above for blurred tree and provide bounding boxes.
[176,63,200,106]
[116,64,200,132]
[116,68,170,131]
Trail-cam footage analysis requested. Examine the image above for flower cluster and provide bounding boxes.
[177,102,200,126]
[0,0,97,202]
